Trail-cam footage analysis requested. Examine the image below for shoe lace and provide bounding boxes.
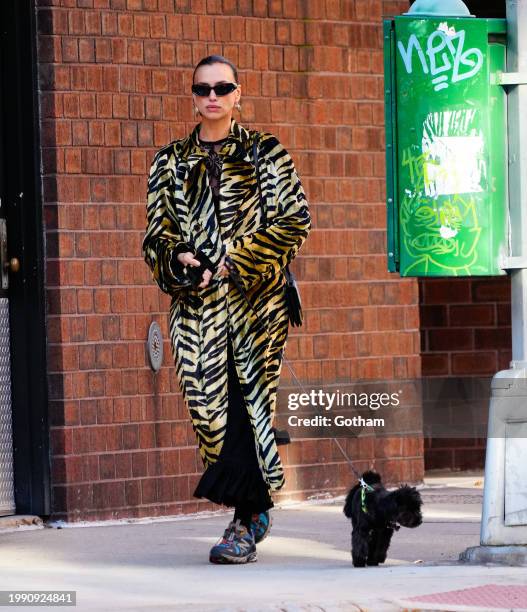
[221,519,244,544]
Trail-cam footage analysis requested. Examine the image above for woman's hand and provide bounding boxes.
[177,251,213,289]
[216,254,233,279]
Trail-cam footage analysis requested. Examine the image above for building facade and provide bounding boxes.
[1,0,509,522]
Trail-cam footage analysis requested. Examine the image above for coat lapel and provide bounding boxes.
[177,120,256,248]
[180,118,254,174]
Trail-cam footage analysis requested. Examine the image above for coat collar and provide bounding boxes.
[179,119,255,169]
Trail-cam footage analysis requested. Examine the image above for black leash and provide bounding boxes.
[210,135,367,485]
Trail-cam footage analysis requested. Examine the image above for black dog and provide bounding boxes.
[343,470,423,567]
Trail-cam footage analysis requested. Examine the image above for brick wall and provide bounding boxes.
[37,0,422,522]
[420,277,512,470]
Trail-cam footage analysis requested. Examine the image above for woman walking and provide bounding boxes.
[142,55,311,564]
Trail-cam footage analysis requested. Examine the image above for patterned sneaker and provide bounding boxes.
[250,511,272,544]
[209,519,257,564]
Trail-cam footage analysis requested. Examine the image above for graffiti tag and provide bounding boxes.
[397,24,484,92]
[400,192,482,275]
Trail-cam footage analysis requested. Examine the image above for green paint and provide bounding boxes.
[384,17,508,277]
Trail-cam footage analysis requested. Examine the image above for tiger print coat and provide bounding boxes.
[142,119,311,494]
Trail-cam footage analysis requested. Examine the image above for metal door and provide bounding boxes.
[0,95,15,515]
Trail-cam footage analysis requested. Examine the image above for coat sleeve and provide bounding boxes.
[142,147,192,295]
[224,136,311,291]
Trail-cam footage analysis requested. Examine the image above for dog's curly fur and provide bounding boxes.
[343,470,423,567]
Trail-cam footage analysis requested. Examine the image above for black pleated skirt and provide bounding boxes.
[193,333,274,513]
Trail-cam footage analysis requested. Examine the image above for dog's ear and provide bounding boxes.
[343,485,359,518]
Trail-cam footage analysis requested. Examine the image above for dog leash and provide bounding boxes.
[225,260,372,491]
[285,370,373,491]
[246,136,368,485]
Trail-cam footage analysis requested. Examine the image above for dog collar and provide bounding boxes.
[359,478,375,514]
[359,477,375,491]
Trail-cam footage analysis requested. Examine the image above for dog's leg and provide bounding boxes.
[351,526,370,567]
[366,529,381,566]
[372,527,394,564]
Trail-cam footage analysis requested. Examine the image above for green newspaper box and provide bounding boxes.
[384,4,508,276]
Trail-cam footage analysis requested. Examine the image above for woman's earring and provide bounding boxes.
[235,102,242,112]
[194,106,201,117]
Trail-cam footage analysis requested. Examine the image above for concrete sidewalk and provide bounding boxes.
[0,472,526,612]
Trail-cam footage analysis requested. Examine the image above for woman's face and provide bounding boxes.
[192,63,241,122]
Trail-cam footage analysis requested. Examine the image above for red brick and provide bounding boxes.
[79,38,95,62]
[422,279,471,304]
[144,41,160,65]
[472,278,510,302]
[106,425,123,451]
[111,38,126,63]
[104,121,121,146]
[452,352,497,375]
[422,353,449,376]
[474,328,511,350]
[99,454,115,480]
[150,15,166,38]
[428,329,473,352]
[420,305,448,329]
[112,94,129,118]
[85,11,101,34]
[449,304,495,327]
[497,304,511,326]
[115,454,132,479]
[160,41,175,65]
[127,40,144,64]
[79,399,97,425]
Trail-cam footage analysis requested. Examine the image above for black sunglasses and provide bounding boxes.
[191,82,238,97]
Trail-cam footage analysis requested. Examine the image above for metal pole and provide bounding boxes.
[507,0,527,369]
[465,0,527,558]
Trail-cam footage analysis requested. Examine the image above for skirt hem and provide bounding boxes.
[193,458,274,512]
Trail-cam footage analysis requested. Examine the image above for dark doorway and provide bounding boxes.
[0,0,50,515]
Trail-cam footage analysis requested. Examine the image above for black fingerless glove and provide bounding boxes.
[184,249,217,288]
